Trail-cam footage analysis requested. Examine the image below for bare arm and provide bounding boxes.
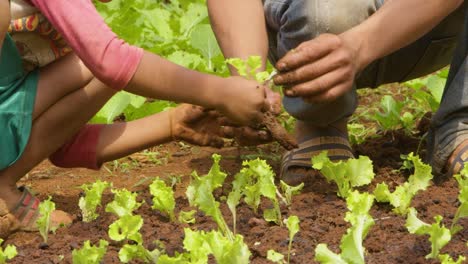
[274,0,465,102]
[207,0,269,72]
[0,0,10,56]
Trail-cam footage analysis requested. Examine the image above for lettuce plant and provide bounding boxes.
[280,181,304,207]
[79,180,111,222]
[438,254,466,264]
[405,208,451,259]
[285,216,300,264]
[315,191,375,264]
[451,166,468,234]
[186,154,233,240]
[312,152,375,198]
[36,196,59,244]
[105,189,143,217]
[72,240,108,264]
[267,250,286,264]
[374,153,432,215]
[0,239,17,264]
[149,178,176,221]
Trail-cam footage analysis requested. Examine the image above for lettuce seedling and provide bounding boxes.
[280,181,304,207]
[0,239,17,263]
[438,254,466,264]
[227,171,248,234]
[178,210,196,224]
[374,153,432,215]
[79,180,111,222]
[105,189,143,217]
[285,216,300,264]
[36,196,59,244]
[267,250,286,264]
[149,178,176,221]
[405,208,451,259]
[186,154,234,240]
[72,240,108,264]
[118,244,161,264]
[451,166,468,234]
[315,191,375,264]
[312,152,375,198]
[108,214,144,244]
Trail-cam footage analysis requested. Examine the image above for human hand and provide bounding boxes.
[217,76,267,126]
[273,33,360,103]
[169,104,273,148]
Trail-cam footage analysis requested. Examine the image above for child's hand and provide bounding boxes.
[217,76,267,126]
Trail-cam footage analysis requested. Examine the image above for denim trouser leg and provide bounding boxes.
[427,10,468,176]
[264,0,465,126]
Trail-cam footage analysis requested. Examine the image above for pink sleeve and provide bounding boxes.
[29,0,143,90]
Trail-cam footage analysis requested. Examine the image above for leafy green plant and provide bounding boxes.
[105,189,143,217]
[372,95,416,133]
[312,151,375,198]
[438,254,466,264]
[406,208,451,259]
[285,216,300,264]
[72,240,109,264]
[186,154,234,240]
[315,191,375,264]
[374,153,433,215]
[149,178,176,221]
[109,214,144,243]
[451,166,468,234]
[118,243,161,263]
[36,196,59,244]
[178,210,196,224]
[0,239,17,264]
[79,180,111,222]
[280,181,304,207]
[267,250,286,264]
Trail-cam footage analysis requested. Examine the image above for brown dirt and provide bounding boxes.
[262,111,298,150]
[4,131,467,264]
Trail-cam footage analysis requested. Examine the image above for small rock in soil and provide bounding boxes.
[248,217,266,227]
[69,241,79,250]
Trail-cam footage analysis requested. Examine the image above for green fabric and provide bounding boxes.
[0,34,38,170]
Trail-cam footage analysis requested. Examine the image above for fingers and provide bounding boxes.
[177,126,225,148]
[273,48,350,86]
[220,126,273,146]
[275,34,339,72]
[265,87,282,115]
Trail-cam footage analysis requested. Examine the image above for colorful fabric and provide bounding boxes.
[28,0,143,90]
[49,124,104,170]
[0,34,38,170]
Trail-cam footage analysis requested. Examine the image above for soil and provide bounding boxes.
[4,90,468,264]
[263,111,298,150]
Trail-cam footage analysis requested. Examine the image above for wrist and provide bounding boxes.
[340,29,373,74]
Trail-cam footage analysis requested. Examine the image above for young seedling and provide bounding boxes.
[149,178,176,221]
[451,166,468,234]
[178,210,197,224]
[226,56,297,150]
[315,191,375,264]
[227,171,248,234]
[72,240,109,264]
[312,151,375,198]
[374,153,433,215]
[438,254,466,264]
[285,215,300,264]
[280,181,304,207]
[105,189,143,217]
[267,249,286,264]
[36,196,60,244]
[406,208,451,259]
[0,239,17,264]
[186,154,234,240]
[79,180,111,222]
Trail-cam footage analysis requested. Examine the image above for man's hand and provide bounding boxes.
[169,104,273,148]
[273,34,359,104]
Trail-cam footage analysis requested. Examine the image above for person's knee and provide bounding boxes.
[283,91,358,126]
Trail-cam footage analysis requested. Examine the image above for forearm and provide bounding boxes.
[0,0,10,56]
[345,0,465,71]
[126,51,225,110]
[208,0,269,72]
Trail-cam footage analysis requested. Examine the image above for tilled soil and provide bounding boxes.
[5,129,467,264]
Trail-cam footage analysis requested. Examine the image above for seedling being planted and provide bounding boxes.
[226,56,297,150]
[79,180,111,222]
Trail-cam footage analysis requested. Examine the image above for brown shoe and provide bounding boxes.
[445,140,468,175]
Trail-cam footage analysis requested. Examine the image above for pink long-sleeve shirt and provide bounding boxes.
[28,0,143,90]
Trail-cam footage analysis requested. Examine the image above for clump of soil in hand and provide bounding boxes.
[262,111,297,150]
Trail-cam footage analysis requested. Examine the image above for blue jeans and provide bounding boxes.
[264,0,467,174]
